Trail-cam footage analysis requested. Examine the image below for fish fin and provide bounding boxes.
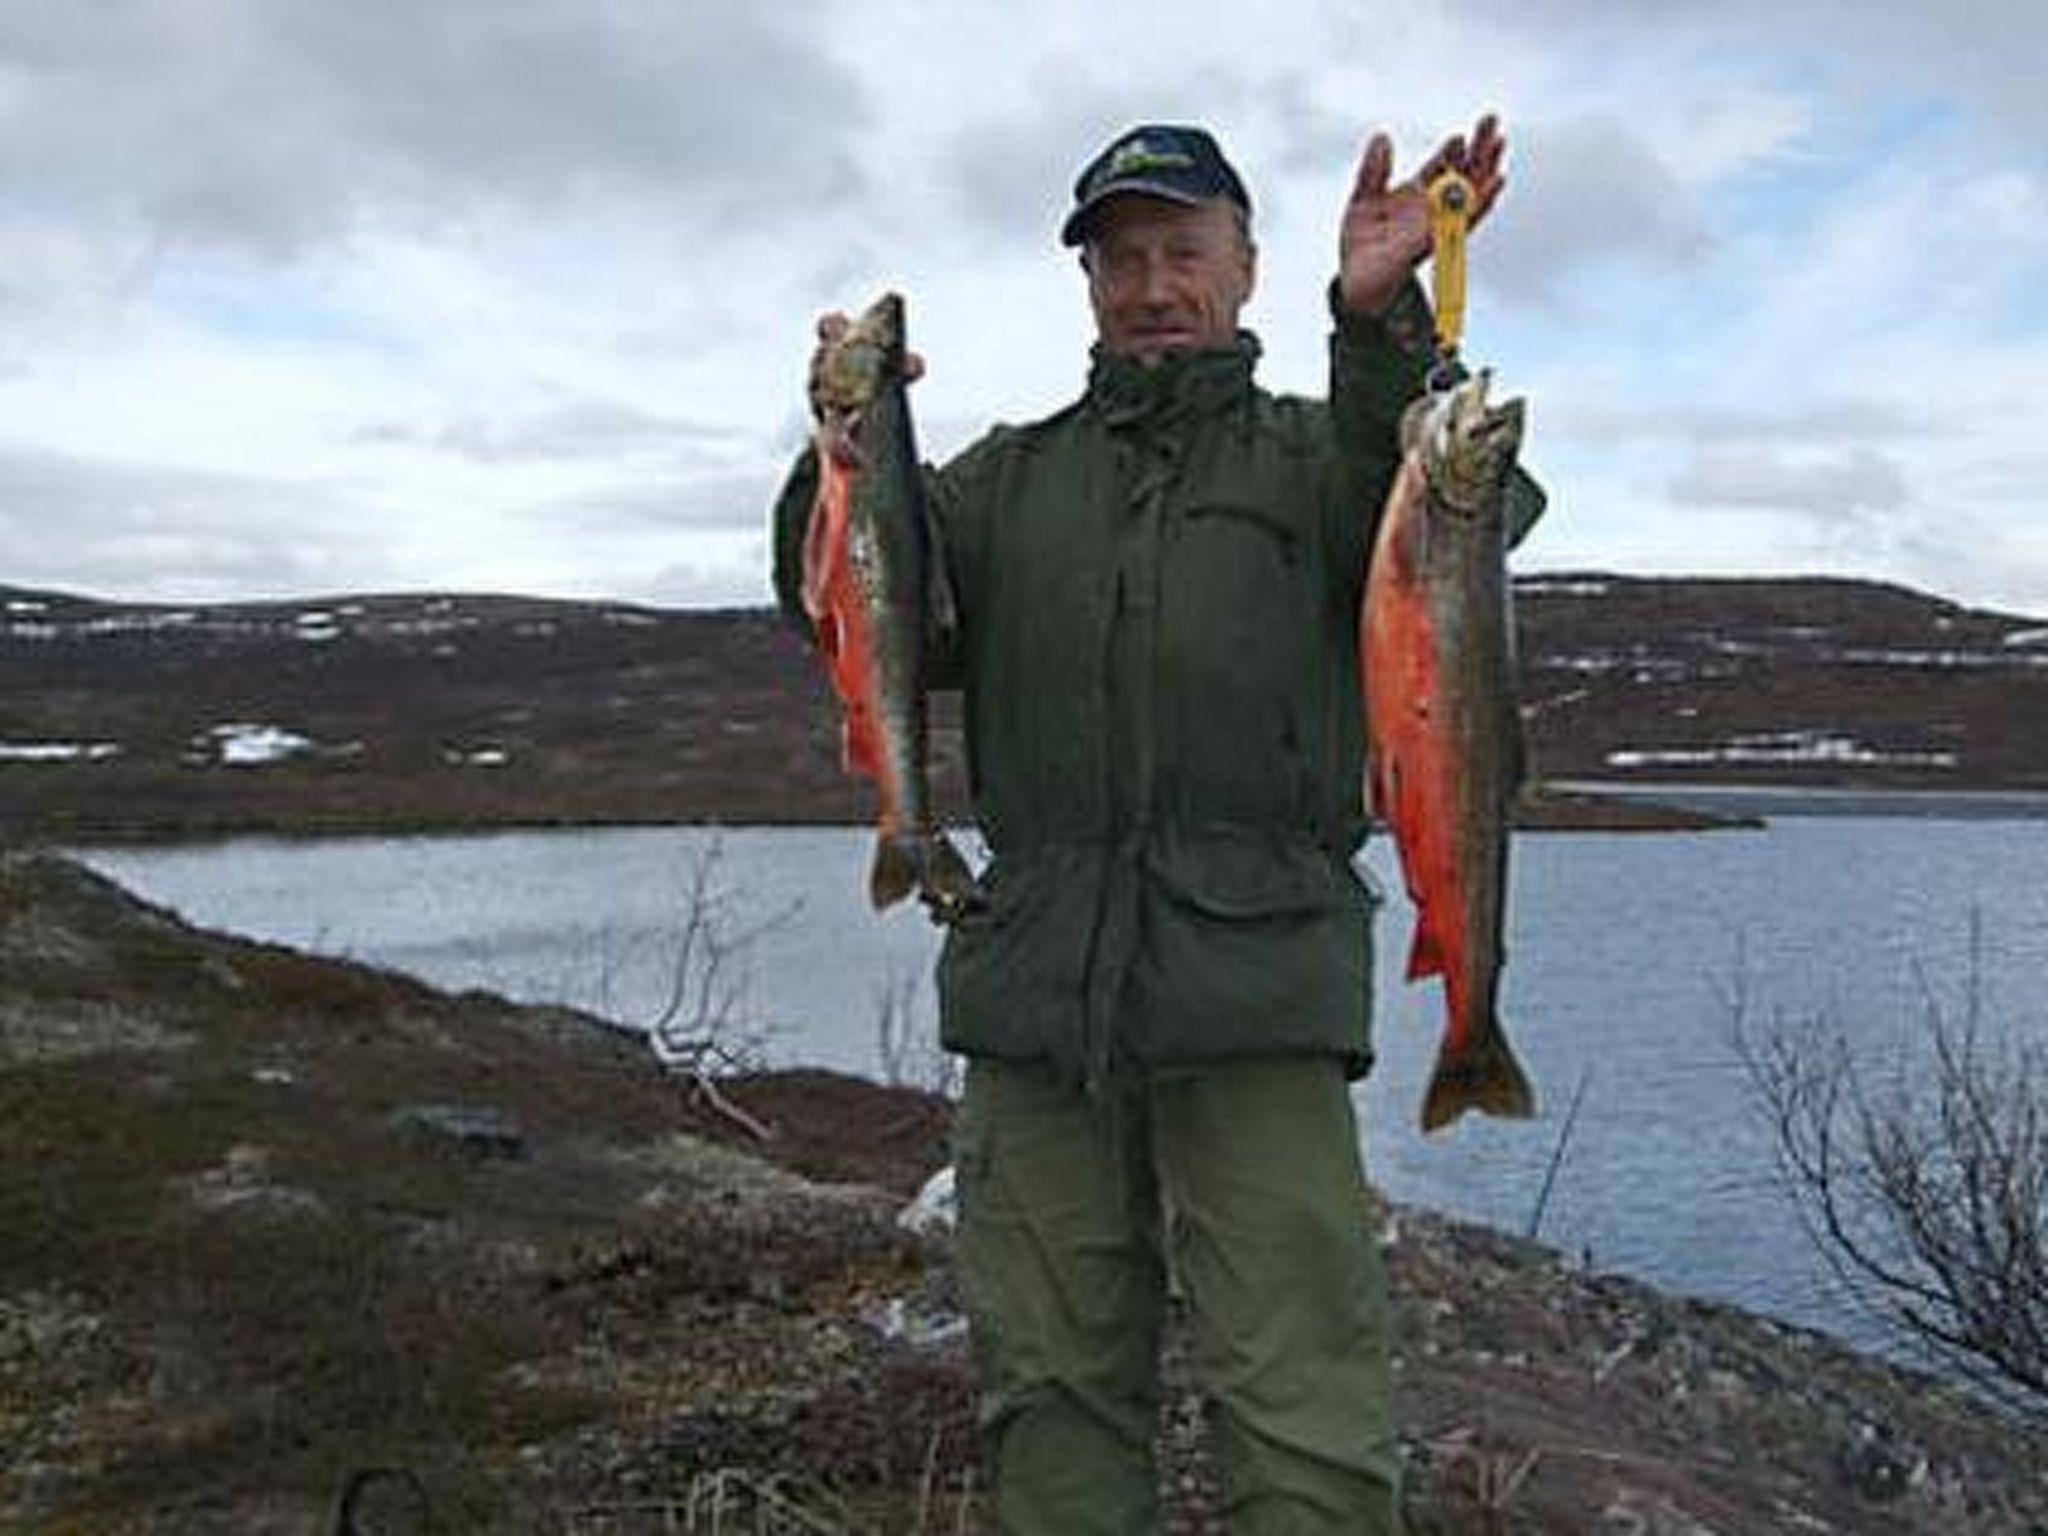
[840,697,881,777]
[1405,915,1445,980]
[1420,1017,1537,1133]
[813,608,843,665]
[870,834,920,911]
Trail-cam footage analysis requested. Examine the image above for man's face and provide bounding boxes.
[1082,195,1256,366]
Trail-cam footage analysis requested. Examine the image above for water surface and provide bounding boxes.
[75,813,2048,1350]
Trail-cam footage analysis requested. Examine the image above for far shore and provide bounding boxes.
[1551,778,2048,821]
[30,774,2048,852]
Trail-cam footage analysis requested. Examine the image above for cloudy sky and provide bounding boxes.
[2,0,2044,615]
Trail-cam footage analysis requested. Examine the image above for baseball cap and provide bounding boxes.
[1060,124,1252,247]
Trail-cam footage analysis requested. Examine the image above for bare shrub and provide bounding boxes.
[1733,923,2047,1413]
[640,838,801,1139]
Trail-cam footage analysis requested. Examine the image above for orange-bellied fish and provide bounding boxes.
[1362,373,1537,1132]
[802,293,977,914]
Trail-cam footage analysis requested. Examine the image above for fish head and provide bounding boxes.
[1418,372,1525,518]
[815,292,909,418]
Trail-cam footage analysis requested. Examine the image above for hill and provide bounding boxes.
[2,573,2044,843]
[4,852,2046,1532]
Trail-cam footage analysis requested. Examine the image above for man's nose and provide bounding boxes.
[1133,254,1175,307]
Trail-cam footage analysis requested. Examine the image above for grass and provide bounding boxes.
[0,858,988,1531]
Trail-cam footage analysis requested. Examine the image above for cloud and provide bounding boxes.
[1486,115,1711,306]
[355,399,744,467]
[0,0,876,261]
[1668,446,1911,521]
[1542,396,1941,452]
[523,464,785,540]
[642,536,779,609]
[0,447,371,598]
[2,0,2046,621]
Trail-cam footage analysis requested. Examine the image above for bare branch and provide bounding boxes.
[637,837,803,1142]
[1731,947,2048,1414]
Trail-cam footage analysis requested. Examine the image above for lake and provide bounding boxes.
[71,805,2048,1353]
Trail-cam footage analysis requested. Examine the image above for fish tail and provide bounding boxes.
[869,830,982,914]
[922,831,980,908]
[1405,917,1445,980]
[869,833,921,911]
[1420,1015,1536,1132]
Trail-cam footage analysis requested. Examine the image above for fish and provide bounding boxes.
[801,292,978,915]
[1361,372,1537,1132]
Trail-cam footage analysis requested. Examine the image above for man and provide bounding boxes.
[773,117,1538,1534]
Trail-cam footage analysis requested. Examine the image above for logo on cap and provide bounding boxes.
[1090,135,1197,195]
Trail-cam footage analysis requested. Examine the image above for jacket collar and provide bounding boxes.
[1086,330,1261,432]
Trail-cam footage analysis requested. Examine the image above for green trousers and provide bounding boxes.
[955,1055,1401,1534]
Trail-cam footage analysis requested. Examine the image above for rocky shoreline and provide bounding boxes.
[3,852,2044,1533]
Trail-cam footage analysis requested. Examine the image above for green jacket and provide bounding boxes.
[773,286,1542,1086]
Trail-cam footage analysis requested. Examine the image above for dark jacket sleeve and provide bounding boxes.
[770,445,822,638]
[1324,278,1547,575]
[1323,278,1437,594]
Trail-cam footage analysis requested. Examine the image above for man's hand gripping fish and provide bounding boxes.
[802,293,977,916]
[1363,374,1538,1132]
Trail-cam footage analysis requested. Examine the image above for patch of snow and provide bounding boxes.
[0,740,121,763]
[1521,689,1591,719]
[1516,579,1609,597]
[445,746,509,767]
[1606,730,1958,770]
[1835,647,2047,669]
[75,611,199,637]
[1705,638,1776,657]
[209,723,315,766]
[1539,653,1622,674]
[2003,626,2048,648]
[5,598,48,614]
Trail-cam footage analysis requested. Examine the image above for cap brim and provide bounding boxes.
[1059,179,1208,246]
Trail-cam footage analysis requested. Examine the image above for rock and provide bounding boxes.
[1596,1488,1724,1534]
[1836,1419,1923,1503]
[388,1103,530,1160]
[329,1465,430,1534]
[898,1164,956,1236]
[179,1142,325,1217]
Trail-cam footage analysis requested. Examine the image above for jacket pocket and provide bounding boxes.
[936,850,1096,1069]
[1123,832,1377,1065]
